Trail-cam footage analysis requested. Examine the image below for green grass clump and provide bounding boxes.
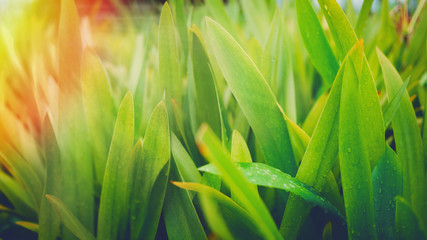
[0,0,426,239]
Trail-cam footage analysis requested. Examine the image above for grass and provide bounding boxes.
[0,0,426,239]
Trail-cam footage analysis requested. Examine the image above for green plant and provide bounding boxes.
[0,0,426,239]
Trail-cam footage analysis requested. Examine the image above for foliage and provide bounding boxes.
[0,0,426,239]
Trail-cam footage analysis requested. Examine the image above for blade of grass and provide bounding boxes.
[200,162,343,220]
[171,133,202,184]
[403,3,427,66]
[230,130,259,204]
[159,2,182,105]
[382,77,410,130]
[302,92,328,136]
[239,0,270,42]
[174,0,188,67]
[205,0,240,43]
[354,0,374,37]
[0,141,42,212]
[15,221,38,232]
[339,40,377,240]
[81,47,116,186]
[395,196,427,239]
[128,102,170,240]
[191,26,222,136]
[172,181,263,239]
[377,48,426,229]
[280,40,363,239]
[196,125,282,240]
[0,171,35,218]
[261,8,282,91]
[97,92,134,240]
[317,0,357,61]
[296,0,339,85]
[318,0,385,168]
[163,159,206,239]
[372,145,402,240]
[206,17,296,176]
[39,116,61,240]
[46,195,95,240]
[198,192,234,240]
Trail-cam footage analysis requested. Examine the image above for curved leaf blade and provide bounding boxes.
[196,125,282,240]
[46,195,95,240]
[339,40,377,239]
[377,48,426,228]
[372,145,402,240]
[296,0,339,85]
[172,181,263,239]
[206,17,296,176]
[81,47,116,186]
[128,102,171,240]
[39,116,61,240]
[97,92,134,240]
[199,162,343,219]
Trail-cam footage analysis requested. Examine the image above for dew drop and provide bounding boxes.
[347,148,351,153]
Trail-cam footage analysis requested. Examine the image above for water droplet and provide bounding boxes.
[347,148,351,153]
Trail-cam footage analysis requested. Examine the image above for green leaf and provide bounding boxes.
[239,0,270,42]
[163,159,206,240]
[128,102,170,240]
[248,38,263,68]
[39,116,61,240]
[199,162,343,220]
[16,221,38,233]
[81,47,116,186]
[198,192,234,240]
[0,171,35,218]
[191,27,222,136]
[261,8,282,90]
[196,125,282,240]
[46,195,96,240]
[0,141,42,212]
[395,196,427,239]
[302,92,328,136]
[382,77,410,130]
[230,130,253,165]
[318,0,385,168]
[206,17,296,176]
[377,48,426,228]
[172,181,263,239]
[354,0,374,37]
[281,40,363,239]
[97,92,134,240]
[261,9,297,122]
[372,145,402,240]
[58,0,94,235]
[339,40,377,239]
[174,0,188,66]
[205,0,240,43]
[230,130,259,204]
[404,3,427,66]
[296,0,339,85]
[159,2,181,105]
[171,133,202,184]
[317,0,358,61]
